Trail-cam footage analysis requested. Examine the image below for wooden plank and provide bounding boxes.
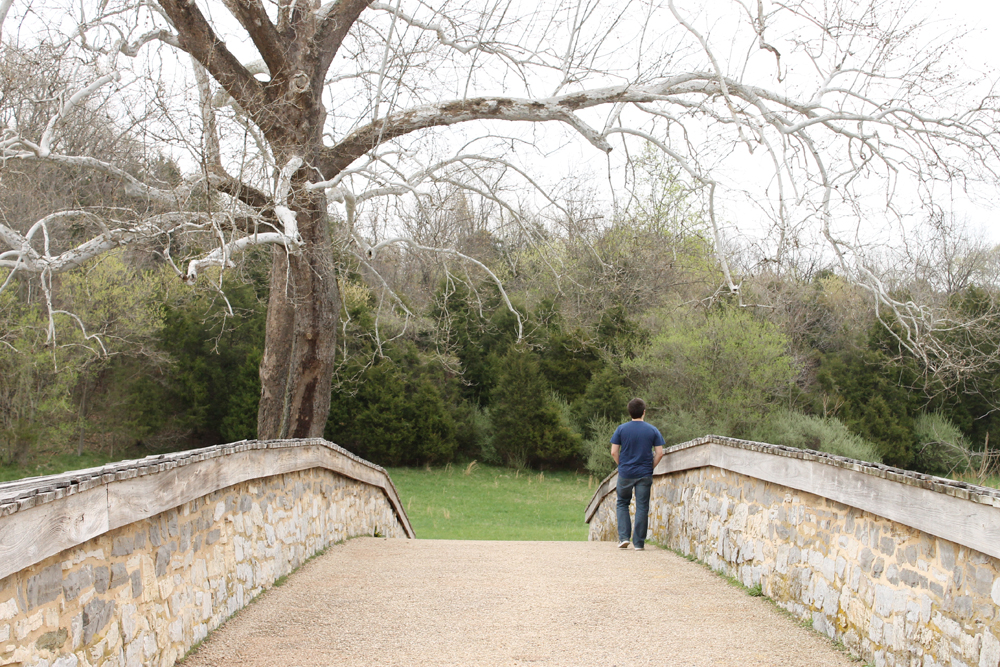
[657,443,711,475]
[584,472,617,523]
[0,485,108,582]
[107,444,414,538]
[709,444,1000,560]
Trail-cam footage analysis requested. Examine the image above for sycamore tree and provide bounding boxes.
[0,0,997,440]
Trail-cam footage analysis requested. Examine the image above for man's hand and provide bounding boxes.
[652,445,664,470]
[611,443,620,465]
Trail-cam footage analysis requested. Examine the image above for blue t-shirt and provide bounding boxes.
[611,420,666,479]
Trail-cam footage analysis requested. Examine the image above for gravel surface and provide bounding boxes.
[181,538,859,667]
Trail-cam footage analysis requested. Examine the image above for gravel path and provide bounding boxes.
[181,538,858,667]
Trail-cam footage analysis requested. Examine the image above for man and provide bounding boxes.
[610,398,665,551]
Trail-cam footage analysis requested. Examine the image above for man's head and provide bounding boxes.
[627,398,646,419]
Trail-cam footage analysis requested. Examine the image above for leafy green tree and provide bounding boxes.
[431,280,522,405]
[324,346,459,466]
[627,306,797,437]
[571,366,629,437]
[156,273,268,444]
[538,328,602,403]
[489,347,582,469]
[0,251,167,463]
[815,347,917,468]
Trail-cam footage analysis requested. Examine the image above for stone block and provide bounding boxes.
[875,584,895,616]
[26,563,62,609]
[109,562,128,590]
[0,598,18,622]
[111,536,133,558]
[82,597,114,645]
[71,612,82,649]
[954,596,974,619]
[62,565,93,601]
[180,523,192,553]
[821,557,835,582]
[880,536,896,556]
[52,654,79,667]
[901,569,928,589]
[981,630,1000,667]
[93,566,109,595]
[130,570,142,599]
[148,521,162,548]
[36,627,67,652]
[861,548,875,573]
[974,568,993,597]
[939,542,956,571]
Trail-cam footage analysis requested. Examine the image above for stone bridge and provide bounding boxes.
[0,436,997,667]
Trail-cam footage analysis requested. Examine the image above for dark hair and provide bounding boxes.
[627,398,646,419]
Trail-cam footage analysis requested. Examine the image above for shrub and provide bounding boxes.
[911,412,972,475]
[754,410,882,463]
[582,417,618,478]
[815,347,917,467]
[655,410,717,446]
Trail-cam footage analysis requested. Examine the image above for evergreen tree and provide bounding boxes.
[489,348,581,468]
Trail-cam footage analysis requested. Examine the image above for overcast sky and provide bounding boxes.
[931,0,1000,240]
[938,1,1000,75]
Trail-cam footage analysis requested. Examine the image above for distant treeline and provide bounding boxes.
[4,205,999,483]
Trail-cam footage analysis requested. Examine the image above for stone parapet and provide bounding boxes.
[0,439,412,667]
[586,435,1000,667]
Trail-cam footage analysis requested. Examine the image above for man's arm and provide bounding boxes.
[611,443,620,465]
[652,445,664,470]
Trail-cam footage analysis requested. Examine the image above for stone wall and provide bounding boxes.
[586,436,1000,667]
[0,439,413,667]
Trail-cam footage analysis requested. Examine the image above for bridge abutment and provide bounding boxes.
[587,435,1000,667]
[0,439,412,667]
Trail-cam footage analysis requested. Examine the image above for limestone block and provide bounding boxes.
[870,614,884,643]
[15,611,44,641]
[120,604,137,643]
[52,654,79,667]
[980,631,1000,667]
[732,503,748,532]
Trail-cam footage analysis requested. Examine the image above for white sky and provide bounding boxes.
[906,1,1000,241]
[936,1,1000,74]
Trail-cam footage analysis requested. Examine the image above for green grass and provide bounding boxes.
[0,451,125,483]
[387,462,597,540]
[955,473,1000,490]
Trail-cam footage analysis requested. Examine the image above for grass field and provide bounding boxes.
[387,463,599,540]
[0,452,123,483]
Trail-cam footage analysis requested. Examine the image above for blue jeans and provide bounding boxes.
[616,475,652,547]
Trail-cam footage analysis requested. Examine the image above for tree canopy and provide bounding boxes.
[0,0,998,447]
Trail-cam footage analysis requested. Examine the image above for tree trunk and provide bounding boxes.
[257,186,339,440]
